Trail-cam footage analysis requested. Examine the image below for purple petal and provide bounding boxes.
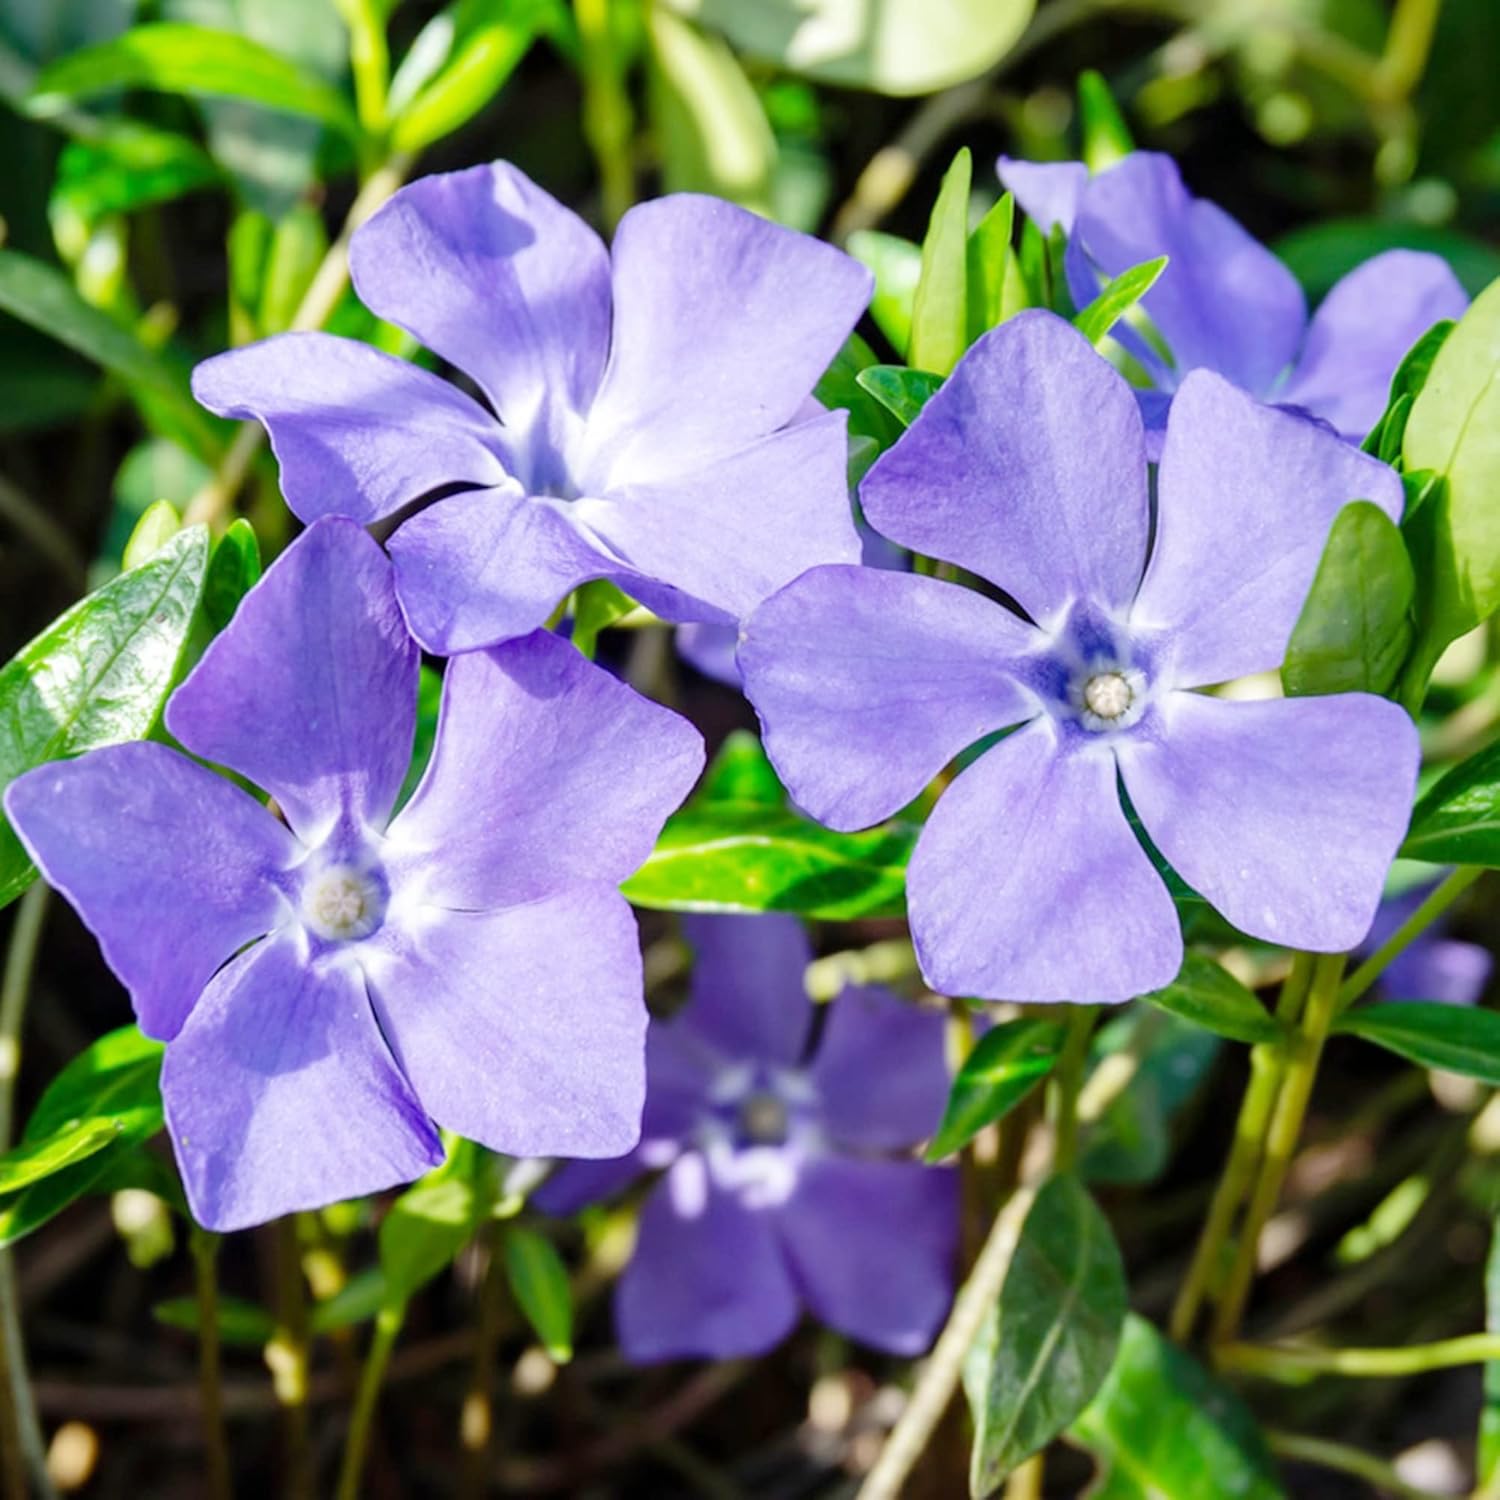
[740,565,1038,831]
[617,1152,800,1362]
[810,987,950,1149]
[388,484,610,654]
[387,630,702,907]
[996,156,1089,235]
[1116,692,1420,952]
[907,722,1182,1003]
[1385,935,1491,1006]
[531,1149,649,1216]
[776,1157,956,1354]
[1134,371,1406,688]
[191,332,506,525]
[1277,250,1470,441]
[4,744,295,1041]
[350,162,612,453]
[582,195,871,485]
[167,519,417,843]
[678,914,812,1066]
[578,411,862,623]
[162,933,442,1231]
[363,887,648,1159]
[860,312,1149,622]
[1074,153,1307,396]
[676,622,742,686]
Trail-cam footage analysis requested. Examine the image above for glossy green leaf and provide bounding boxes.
[1069,1314,1284,1499]
[697,730,785,807]
[813,332,904,473]
[503,1226,573,1362]
[203,520,263,633]
[379,1140,497,1305]
[909,148,971,378]
[965,192,1015,342]
[1282,501,1415,698]
[1072,256,1168,348]
[965,1173,1127,1494]
[1334,1001,1500,1084]
[855,365,944,428]
[846,230,921,358]
[926,1019,1065,1162]
[1402,737,1500,865]
[23,1026,165,1147]
[0,1120,122,1195]
[154,1294,278,1347]
[621,802,915,919]
[0,1146,126,1249]
[1078,69,1133,171]
[1140,953,1281,1045]
[30,23,361,140]
[0,525,211,908]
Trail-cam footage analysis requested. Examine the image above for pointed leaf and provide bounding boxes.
[1072,256,1168,348]
[926,1019,1065,1162]
[847,230,921,358]
[1140,954,1281,1045]
[909,148,971,377]
[503,1226,573,1362]
[1402,738,1500,866]
[855,365,944,428]
[1334,1001,1500,1084]
[965,193,1014,342]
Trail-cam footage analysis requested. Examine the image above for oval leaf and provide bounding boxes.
[504,1226,573,1363]
[1334,1000,1500,1084]
[1140,954,1282,1045]
[926,1019,1066,1162]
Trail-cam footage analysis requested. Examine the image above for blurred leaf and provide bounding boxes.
[101,438,213,576]
[1078,69,1133,171]
[965,1174,1127,1494]
[121,500,183,570]
[622,802,915,919]
[1069,1314,1284,1498]
[1402,731,1500,866]
[909,148,970,377]
[0,342,97,433]
[965,192,1014,343]
[379,1140,497,1305]
[1277,219,1500,301]
[855,365,943,427]
[258,202,328,334]
[1073,256,1168,348]
[503,1226,572,1362]
[659,0,1034,97]
[925,1019,1065,1162]
[1335,1001,1500,1083]
[154,1294,278,1346]
[0,526,210,908]
[697,730,786,807]
[311,1267,388,1334]
[1140,953,1281,1045]
[847,229,921,359]
[1282,500,1415,698]
[51,121,221,229]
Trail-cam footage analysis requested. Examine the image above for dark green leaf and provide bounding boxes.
[311,1267,388,1334]
[203,519,263,633]
[965,1174,1127,1494]
[1335,1001,1500,1084]
[1072,257,1168,348]
[846,230,921,359]
[1481,1223,1500,1485]
[855,365,944,428]
[1069,1314,1284,1499]
[908,148,971,378]
[24,1025,164,1146]
[504,1226,572,1362]
[697,730,785,807]
[814,333,904,463]
[1402,737,1500,865]
[154,1294,278,1347]
[1277,219,1500,301]
[926,1019,1065,1162]
[1140,953,1281,1045]
[1363,320,1455,462]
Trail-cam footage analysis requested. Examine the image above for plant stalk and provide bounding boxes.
[336,1302,405,1500]
[193,1230,234,1500]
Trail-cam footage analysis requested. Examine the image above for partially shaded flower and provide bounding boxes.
[4,519,703,1229]
[997,151,1468,447]
[538,914,957,1362]
[740,312,1420,1004]
[192,162,869,654]
[1365,877,1491,1005]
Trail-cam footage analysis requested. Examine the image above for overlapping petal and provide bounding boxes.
[4,743,295,1041]
[168,519,417,843]
[996,156,1088,234]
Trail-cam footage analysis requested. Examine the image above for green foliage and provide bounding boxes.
[571,580,636,662]
[503,1227,573,1362]
[965,193,1018,342]
[925,1019,1066,1161]
[1072,256,1167,348]
[695,730,785,806]
[1139,953,1281,1045]
[1403,736,1500,865]
[1277,219,1500,301]
[1363,320,1455,464]
[965,1174,1127,1495]
[379,1139,499,1306]
[1077,68,1134,170]
[846,230,922,358]
[202,519,263,633]
[50,121,222,229]
[1334,1001,1500,1084]
[855,365,944,427]
[909,148,972,377]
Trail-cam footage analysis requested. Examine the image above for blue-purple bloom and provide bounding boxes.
[1366,878,1491,1005]
[538,914,957,1362]
[192,161,869,655]
[4,519,703,1230]
[998,151,1469,448]
[740,312,1421,1004]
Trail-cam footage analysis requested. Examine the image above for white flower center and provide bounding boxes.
[301,866,384,942]
[1083,671,1133,721]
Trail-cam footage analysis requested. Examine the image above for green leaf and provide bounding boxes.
[846,230,921,359]
[1363,320,1454,463]
[622,802,915,919]
[1072,256,1168,348]
[1402,278,1500,681]
[813,333,904,471]
[203,519,263,633]
[30,23,361,140]
[965,193,1014,343]
[23,1025,165,1146]
[1283,500,1415,698]
[503,1226,572,1362]
[571,580,635,661]
[0,526,211,908]
[0,1145,127,1249]
[0,249,220,462]
[1276,219,1500,302]
[855,365,944,428]
[1069,1314,1284,1499]
[926,1020,1065,1162]
[0,1120,123,1195]
[1480,1222,1500,1486]
[908,148,971,378]
[697,730,785,807]
[154,1294,278,1347]
[395,664,443,815]
[122,500,184,570]
[311,1267,389,1334]
[965,1174,1127,1494]
[51,121,221,229]
[1078,69,1133,171]
[1334,1001,1500,1084]
[379,1140,496,1305]
[1402,737,1500,865]
[1139,953,1281,1045]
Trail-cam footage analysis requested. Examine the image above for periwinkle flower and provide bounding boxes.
[538,915,957,1362]
[1365,878,1491,1005]
[192,162,870,655]
[997,151,1469,447]
[4,519,703,1230]
[740,312,1421,1004]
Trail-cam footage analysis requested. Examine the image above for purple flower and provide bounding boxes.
[538,914,957,1362]
[3,519,703,1230]
[740,312,1421,1004]
[998,151,1469,448]
[1364,878,1491,1005]
[191,162,870,655]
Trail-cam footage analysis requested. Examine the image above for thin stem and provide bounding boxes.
[266,1217,313,1500]
[1212,954,1346,1345]
[1224,1333,1500,1380]
[575,0,635,231]
[192,1231,234,1500]
[1170,954,1314,1343]
[856,1185,1039,1500]
[1048,1004,1098,1174]
[459,1231,507,1500]
[1339,866,1482,1012]
[1376,0,1443,99]
[335,0,391,134]
[1267,1429,1448,1500]
[336,1302,405,1500]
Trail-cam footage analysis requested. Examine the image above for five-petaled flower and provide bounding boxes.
[537,914,957,1362]
[998,151,1468,449]
[740,311,1421,1005]
[191,161,869,655]
[3,519,703,1229]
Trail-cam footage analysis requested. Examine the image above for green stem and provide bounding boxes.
[193,1230,234,1500]
[336,1302,405,1500]
[1048,1004,1098,1174]
[575,0,636,231]
[1267,1429,1449,1500]
[1376,0,1443,99]
[1169,954,1314,1343]
[1339,866,1482,1013]
[335,0,391,134]
[1212,954,1346,1345]
[1227,1332,1500,1380]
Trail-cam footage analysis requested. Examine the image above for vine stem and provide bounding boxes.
[336,1302,405,1500]
[1267,1429,1448,1500]
[1223,1333,1500,1380]
[192,1230,234,1500]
